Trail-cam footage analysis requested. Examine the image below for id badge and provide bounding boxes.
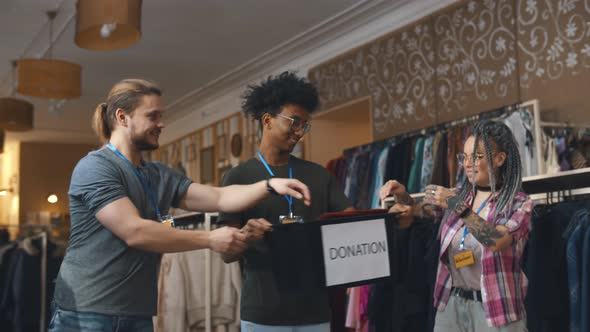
[159,214,175,228]
[453,250,475,268]
[279,215,304,224]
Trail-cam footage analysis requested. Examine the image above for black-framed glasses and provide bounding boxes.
[276,113,311,134]
[456,153,486,165]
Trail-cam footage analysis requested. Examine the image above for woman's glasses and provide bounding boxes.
[456,153,486,165]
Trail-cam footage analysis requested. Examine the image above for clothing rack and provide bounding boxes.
[204,212,218,332]
[173,212,205,230]
[0,224,49,332]
[171,212,217,332]
[522,167,590,204]
[344,101,522,156]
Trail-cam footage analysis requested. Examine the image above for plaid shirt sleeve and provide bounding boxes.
[500,192,534,241]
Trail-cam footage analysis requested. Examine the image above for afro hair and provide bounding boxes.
[241,71,319,120]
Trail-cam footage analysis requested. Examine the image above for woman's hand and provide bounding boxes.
[389,203,415,229]
[379,180,406,200]
[424,184,456,209]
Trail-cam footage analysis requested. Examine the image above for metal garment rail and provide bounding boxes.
[204,212,218,332]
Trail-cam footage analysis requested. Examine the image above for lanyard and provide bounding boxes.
[459,194,491,250]
[257,151,293,216]
[108,143,162,219]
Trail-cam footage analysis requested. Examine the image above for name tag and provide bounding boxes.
[160,215,175,228]
[454,250,475,268]
[279,215,304,224]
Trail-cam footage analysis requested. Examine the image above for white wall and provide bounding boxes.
[161,0,457,145]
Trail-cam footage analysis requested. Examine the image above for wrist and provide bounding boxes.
[266,178,279,195]
[447,195,468,215]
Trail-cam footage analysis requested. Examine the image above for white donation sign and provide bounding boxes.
[321,218,390,286]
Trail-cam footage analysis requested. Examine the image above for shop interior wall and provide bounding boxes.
[159,0,457,148]
[0,141,20,235]
[309,0,590,140]
[19,142,97,226]
[307,97,373,167]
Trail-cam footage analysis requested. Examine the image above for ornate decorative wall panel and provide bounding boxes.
[310,18,437,140]
[310,0,590,139]
[434,0,519,122]
[517,0,590,122]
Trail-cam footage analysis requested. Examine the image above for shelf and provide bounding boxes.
[381,168,590,207]
[522,167,590,195]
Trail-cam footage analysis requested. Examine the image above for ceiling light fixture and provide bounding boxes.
[17,11,82,100]
[0,60,34,131]
[75,0,142,51]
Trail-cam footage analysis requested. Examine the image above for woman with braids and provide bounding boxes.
[219,71,353,332]
[379,120,533,332]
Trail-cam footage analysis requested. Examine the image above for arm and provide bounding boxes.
[426,185,513,252]
[178,178,310,213]
[96,197,248,254]
[455,208,512,251]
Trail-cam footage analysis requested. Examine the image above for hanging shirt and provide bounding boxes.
[503,110,538,177]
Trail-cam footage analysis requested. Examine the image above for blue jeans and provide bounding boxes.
[48,308,153,332]
[241,320,330,332]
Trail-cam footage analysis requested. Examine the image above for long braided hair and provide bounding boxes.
[457,120,523,223]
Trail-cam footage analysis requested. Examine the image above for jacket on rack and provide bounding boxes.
[155,249,241,332]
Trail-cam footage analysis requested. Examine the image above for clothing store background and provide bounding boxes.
[309,0,590,140]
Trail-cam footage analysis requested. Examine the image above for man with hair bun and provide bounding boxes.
[219,71,353,332]
[50,78,312,331]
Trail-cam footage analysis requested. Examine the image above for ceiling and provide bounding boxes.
[0,0,372,144]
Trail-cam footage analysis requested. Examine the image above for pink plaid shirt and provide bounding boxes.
[433,191,534,327]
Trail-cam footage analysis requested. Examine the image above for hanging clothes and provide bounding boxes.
[155,249,241,332]
[0,236,61,332]
[503,110,538,176]
[407,138,425,194]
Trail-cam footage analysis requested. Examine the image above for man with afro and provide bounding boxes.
[219,71,353,331]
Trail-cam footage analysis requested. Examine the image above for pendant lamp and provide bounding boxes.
[17,11,81,99]
[0,61,34,132]
[75,0,142,51]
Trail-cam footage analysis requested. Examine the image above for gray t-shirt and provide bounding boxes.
[54,146,192,316]
[219,156,352,325]
[447,225,483,290]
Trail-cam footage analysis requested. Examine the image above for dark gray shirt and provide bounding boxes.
[219,156,351,325]
[54,146,192,316]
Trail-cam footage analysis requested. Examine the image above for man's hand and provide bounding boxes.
[208,226,248,255]
[268,178,311,206]
[389,203,415,229]
[241,218,272,244]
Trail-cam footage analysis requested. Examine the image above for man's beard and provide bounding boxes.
[131,133,158,151]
